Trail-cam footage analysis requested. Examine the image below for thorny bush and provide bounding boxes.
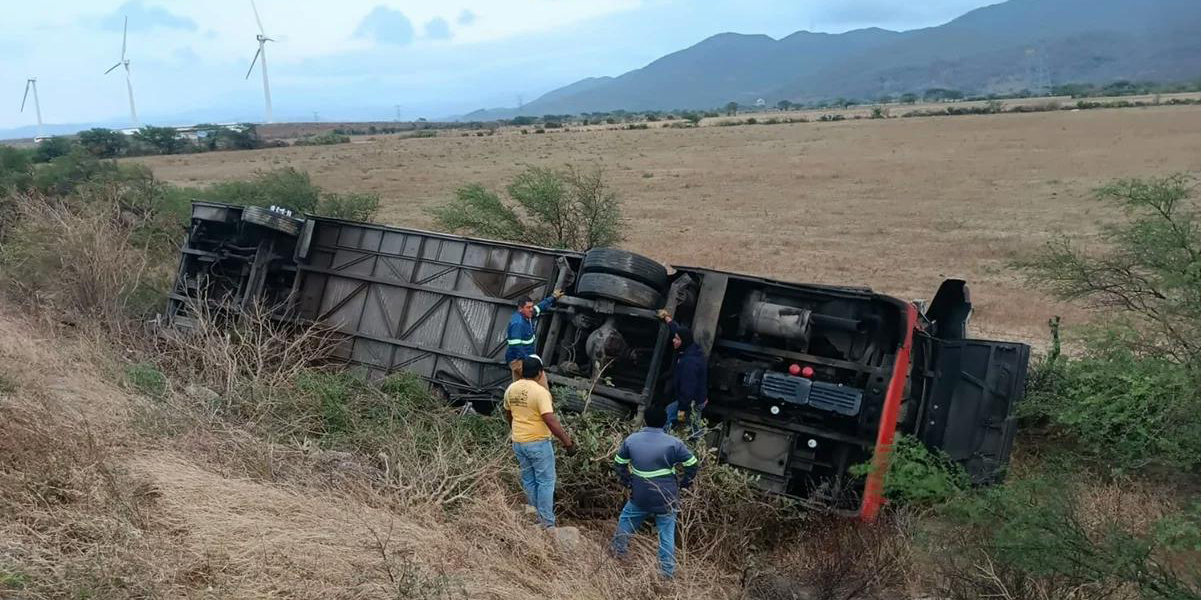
[929,475,1201,600]
[1018,175,1201,472]
[429,164,625,251]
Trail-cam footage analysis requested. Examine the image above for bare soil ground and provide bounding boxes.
[136,104,1201,345]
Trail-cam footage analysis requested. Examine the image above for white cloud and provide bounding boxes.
[425,16,452,40]
[354,6,415,46]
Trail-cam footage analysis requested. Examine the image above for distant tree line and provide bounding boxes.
[19,124,281,161]
[496,78,1201,129]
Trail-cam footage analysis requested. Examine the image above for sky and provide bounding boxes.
[1,0,1000,131]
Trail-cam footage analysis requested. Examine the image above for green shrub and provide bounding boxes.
[207,168,322,214]
[293,131,351,146]
[851,435,969,506]
[133,126,189,155]
[1026,327,1201,471]
[77,128,130,158]
[1018,175,1201,365]
[932,476,1201,600]
[315,191,381,221]
[32,136,74,163]
[0,145,33,192]
[296,371,362,437]
[430,165,624,250]
[1016,174,1201,471]
[126,363,168,398]
[31,148,121,196]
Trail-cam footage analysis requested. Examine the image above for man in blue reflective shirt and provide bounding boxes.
[506,291,563,384]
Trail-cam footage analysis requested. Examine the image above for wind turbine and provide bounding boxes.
[20,78,44,139]
[104,16,139,127]
[245,0,274,123]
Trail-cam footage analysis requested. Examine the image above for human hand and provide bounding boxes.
[657,309,672,323]
[553,289,565,300]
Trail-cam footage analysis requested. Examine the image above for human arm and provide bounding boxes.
[534,291,563,316]
[658,310,680,335]
[537,388,572,448]
[675,441,700,488]
[541,412,573,448]
[613,439,633,488]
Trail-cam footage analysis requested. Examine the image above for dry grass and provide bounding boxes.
[0,305,767,599]
[0,192,152,334]
[744,513,918,600]
[134,104,1201,346]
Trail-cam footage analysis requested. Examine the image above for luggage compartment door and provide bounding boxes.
[920,339,1030,483]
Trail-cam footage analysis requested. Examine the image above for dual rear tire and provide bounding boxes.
[575,248,668,310]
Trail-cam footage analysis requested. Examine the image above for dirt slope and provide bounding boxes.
[0,307,719,599]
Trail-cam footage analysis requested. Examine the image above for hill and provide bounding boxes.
[470,0,1201,118]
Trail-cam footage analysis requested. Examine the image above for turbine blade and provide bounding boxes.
[245,47,261,79]
[122,16,128,60]
[21,80,30,112]
[105,62,123,75]
[250,0,265,35]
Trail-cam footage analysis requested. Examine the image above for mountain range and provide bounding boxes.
[465,0,1201,119]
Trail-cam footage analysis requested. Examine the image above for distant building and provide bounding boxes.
[117,122,249,139]
[755,98,766,107]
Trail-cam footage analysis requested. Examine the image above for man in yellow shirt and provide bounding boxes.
[503,356,574,527]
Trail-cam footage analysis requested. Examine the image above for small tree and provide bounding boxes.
[32,136,74,163]
[1018,175,1201,365]
[776,100,793,111]
[429,165,624,251]
[683,112,702,126]
[900,93,919,104]
[78,128,129,158]
[725,102,739,116]
[0,145,33,191]
[134,126,186,155]
[1017,175,1201,471]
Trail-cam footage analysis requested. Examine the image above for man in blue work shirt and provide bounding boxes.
[657,310,709,439]
[506,291,563,384]
[611,406,700,578]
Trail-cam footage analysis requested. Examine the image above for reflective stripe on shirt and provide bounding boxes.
[630,466,676,479]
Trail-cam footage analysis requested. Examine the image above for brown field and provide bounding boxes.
[136,104,1201,346]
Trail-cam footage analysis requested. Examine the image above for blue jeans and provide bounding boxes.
[665,400,705,439]
[513,439,556,527]
[611,500,677,577]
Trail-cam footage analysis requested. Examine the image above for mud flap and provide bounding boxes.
[920,339,1030,484]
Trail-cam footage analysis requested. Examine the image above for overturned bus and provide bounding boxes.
[168,202,1030,520]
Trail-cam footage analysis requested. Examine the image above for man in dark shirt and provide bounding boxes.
[611,406,700,578]
[657,310,708,439]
